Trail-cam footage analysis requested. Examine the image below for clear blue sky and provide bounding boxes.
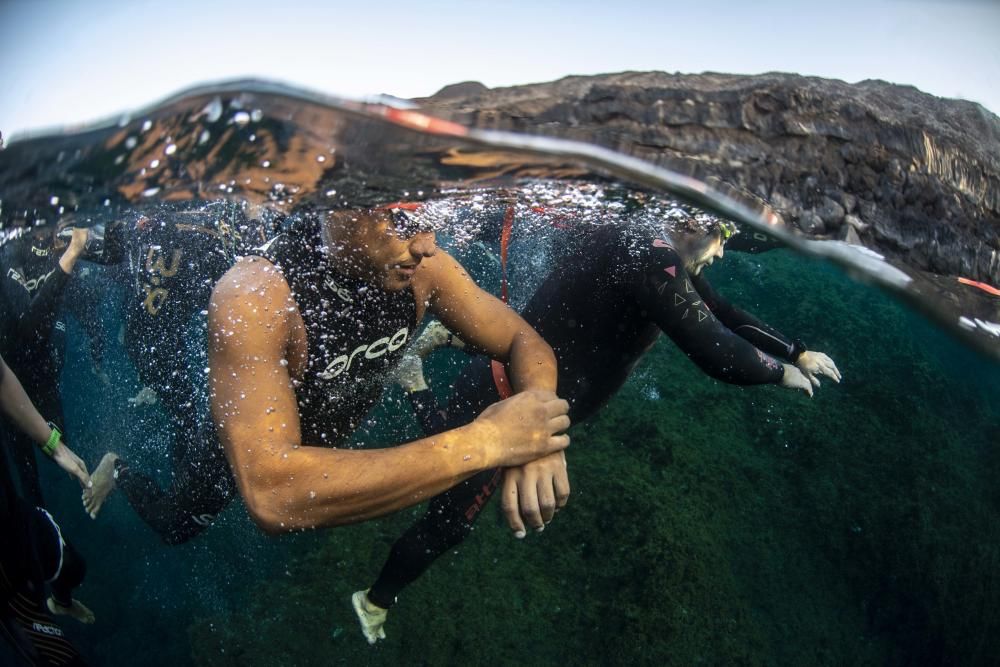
[1,0,997,138]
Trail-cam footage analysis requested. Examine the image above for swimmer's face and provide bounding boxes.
[686,232,724,275]
[327,210,437,291]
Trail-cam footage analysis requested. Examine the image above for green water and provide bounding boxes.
[69,248,987,666]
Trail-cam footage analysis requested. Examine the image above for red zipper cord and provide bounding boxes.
[491,205,517,399]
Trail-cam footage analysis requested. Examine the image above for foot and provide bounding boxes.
[351,590,388,644]
[411,320,464,358]
[392,355,427,393]
[47,597,95,624]
[127,386,158,406]
[83,453,118,519]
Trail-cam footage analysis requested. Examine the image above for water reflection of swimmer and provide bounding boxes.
[353,216,841,642]
[1,355,93,666]
[0,224,108,507]
[206,206,569,537]
[84,203,267,545]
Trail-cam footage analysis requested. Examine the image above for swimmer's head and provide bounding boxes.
[666,212,738,275]
[321,205,437,291]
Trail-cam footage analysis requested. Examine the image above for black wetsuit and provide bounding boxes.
[0,362,86,667]
[256,218,416,445]
[111,205,262,544]
[367,223,803,608]
[0,227,107,505]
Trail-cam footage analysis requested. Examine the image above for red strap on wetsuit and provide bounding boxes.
[490,205,516,399]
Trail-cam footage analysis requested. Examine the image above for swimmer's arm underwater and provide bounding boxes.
[8,227,88,344]
[207,260,570,534]
[691,272,841,386]
[0,355,90,487]
[415,250,570,536]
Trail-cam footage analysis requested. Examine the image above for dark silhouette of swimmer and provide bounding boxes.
[1,354,93,666]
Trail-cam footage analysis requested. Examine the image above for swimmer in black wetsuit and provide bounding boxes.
[207,205,569,537]
[0,224,107,507]
[1,354,93,666]
[353,213,841,642]
[84,202,269,544]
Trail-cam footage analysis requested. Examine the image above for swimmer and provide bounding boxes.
[353,211,840,641]
[207,204,570,537]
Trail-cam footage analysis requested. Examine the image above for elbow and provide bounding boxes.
[247,504,290,535]
[240,480,295,535]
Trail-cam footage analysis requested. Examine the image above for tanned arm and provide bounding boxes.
[208,259,568,534]
[415,250,570,536]
[416,250,557,393]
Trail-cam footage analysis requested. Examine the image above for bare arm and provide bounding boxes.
[417,251,570,536]
[418,250,557,393]
[208,259,568,533]
[0,356,90,486]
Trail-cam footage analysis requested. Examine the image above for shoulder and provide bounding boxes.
[210,257,295,337]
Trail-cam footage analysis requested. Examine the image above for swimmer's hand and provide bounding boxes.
[795,350,841,387]
[51,441,91,489]
[58,228,89,274]
[128,387,158,406]
[475,390,571,468]
[781,363,813,397]
[502,451,570,539]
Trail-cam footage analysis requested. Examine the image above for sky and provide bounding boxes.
[1,0,998,139]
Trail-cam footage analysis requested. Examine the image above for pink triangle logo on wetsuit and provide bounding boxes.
[664,265,677,277]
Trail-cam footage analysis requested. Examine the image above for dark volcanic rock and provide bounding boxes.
[416,71,1000,287]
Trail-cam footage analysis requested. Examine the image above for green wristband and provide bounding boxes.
[43,422,61,457]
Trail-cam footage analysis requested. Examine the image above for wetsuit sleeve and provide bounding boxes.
[690,272,805,362]
[66,283,107,367]
[631,240,785,384]
[406,388,448,436]
[11,261,70,346]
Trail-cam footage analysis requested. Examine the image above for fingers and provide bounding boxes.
[553,459,571,512]
[548,433,570,452]
[549,414,571,434]
[542,395,570,417]
[518,479,544,533]
[501,476,526,539]
[536,477,557,526]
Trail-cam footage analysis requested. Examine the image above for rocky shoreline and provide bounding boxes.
[418,72,1000,288]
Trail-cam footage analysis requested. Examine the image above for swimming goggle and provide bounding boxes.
[373,202,434,238]
[718,221,738,241]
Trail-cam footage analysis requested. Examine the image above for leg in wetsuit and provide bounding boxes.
[1,446,86,666]
[367,356,503,609]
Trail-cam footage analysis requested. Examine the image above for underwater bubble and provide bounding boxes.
[141,187,161,198]
[233,111,250,125]
[164,143,177,155]
[149,159,160,168]
[124,136,137,149]
[49,196,59,206]
[198,130,211,145]
[250,109,263,122]
[141,120,152,132]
